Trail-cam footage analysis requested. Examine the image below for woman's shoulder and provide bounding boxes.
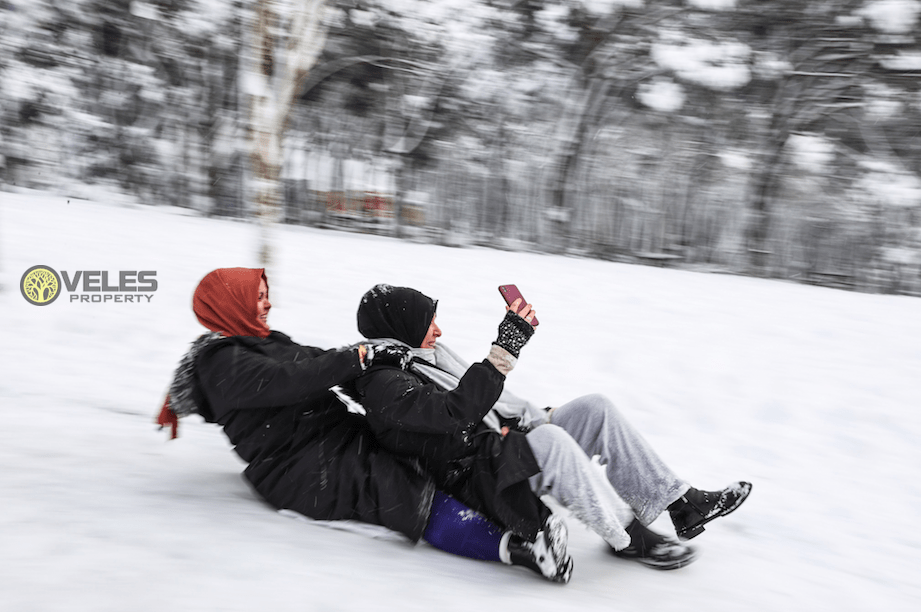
[204,330,297,352]
[191,332,274,366]
[356,363,417,390]
[226,330,292,346]
[267,330,293,343]
[202,331,339,368]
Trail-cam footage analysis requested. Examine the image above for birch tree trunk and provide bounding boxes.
[247,0,328,271]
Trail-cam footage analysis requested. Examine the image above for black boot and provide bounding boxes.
[506,514,573,584]
[612,519,699,570]
[668,482,752,540]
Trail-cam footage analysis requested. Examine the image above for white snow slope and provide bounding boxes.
[1,190,919,612]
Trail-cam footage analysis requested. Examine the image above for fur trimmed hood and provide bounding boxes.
[168,332,223,417]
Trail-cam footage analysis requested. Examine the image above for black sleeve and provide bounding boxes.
[197,340,363,415]
[359,360,505,440]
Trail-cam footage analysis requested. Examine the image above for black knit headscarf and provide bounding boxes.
[357,284,437,348]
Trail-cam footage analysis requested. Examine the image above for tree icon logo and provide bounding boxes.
[20,265,62,306]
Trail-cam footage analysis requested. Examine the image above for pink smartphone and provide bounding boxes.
[498,284,539,327]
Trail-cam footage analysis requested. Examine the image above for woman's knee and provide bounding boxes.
[528,423,581,454]
[556,393,622,425]
[583,393,619,412]
[577,394,625,425]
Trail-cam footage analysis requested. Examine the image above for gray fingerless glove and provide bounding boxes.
[493,310,535,358]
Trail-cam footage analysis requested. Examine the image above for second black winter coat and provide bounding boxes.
[175,331,435,541]
[353,284,548,541]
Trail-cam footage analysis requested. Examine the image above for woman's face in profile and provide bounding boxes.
[256,278,271,331]
[420,314,441,349]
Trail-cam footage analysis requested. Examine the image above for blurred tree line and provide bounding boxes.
[1,0,920,295]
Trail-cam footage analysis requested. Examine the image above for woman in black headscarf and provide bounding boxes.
[354,284,752,572]
[353,284,563,545]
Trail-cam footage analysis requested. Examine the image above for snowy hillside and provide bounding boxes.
[1,190,918,611]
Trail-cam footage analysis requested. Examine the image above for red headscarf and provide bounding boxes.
[157,267,270,438]
[192,267,271,338]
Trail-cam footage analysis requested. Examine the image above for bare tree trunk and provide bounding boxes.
[247,0,328,272]
[548,77,612,252]
[746,129,788,275]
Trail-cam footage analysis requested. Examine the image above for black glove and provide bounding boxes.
[493,310,535,358]
[364,343,412,370]
[498,414,531,434]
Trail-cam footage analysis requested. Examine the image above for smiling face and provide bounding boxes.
[255,277,271,332]
[420,314,441,349]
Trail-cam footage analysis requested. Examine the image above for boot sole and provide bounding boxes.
[545,515,573,583]
[612,544,700,570]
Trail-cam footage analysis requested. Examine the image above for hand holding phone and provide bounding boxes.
[498,284,539,327]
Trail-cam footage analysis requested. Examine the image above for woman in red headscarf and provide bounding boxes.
[159,268,571,583]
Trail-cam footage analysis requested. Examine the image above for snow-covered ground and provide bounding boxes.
[1,190,918,611]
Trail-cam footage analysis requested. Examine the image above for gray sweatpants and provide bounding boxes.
[526,394,688,550]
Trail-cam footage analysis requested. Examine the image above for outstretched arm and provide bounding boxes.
[358,299,538,459]
[198,340,363,415]
[357,358,506,460]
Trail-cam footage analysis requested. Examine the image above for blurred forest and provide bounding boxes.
[2,0,920,295]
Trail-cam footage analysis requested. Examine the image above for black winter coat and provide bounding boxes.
[353,358,547,541]
[185,331,435,541]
